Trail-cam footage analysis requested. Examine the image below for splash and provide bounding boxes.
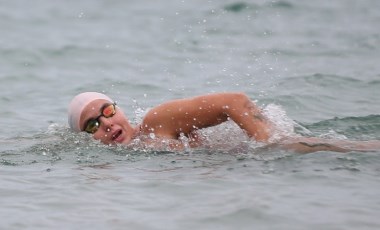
[126,104,303,158]
[262,103,299,142]
[0,123,134,166]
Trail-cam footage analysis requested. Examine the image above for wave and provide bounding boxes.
[222,1,294,13]
[298,115,380,140]
[277,73,362,88]
[0,124,126,166]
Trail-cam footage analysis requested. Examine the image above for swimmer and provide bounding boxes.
[68,92,380,153]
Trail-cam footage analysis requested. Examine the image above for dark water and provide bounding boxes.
[1,0,380,229]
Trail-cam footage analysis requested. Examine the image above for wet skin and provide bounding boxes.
[79,99,138,145]
[78,93,380,153]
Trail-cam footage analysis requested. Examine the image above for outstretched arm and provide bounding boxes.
[140,92,272,142]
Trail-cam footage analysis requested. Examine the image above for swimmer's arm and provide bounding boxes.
[216,93,272,142]
[141,92,272,142]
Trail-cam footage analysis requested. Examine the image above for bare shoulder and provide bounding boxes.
[178,92,251,107]
[144,92,249,115]
[191,92,249,101]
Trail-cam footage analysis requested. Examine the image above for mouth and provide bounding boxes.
[111,129,123,143]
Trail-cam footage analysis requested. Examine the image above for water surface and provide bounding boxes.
[1,0,380,229]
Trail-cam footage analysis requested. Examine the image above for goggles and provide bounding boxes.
[83,102,116,134]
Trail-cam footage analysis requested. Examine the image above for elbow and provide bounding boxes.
[230,92,252,106]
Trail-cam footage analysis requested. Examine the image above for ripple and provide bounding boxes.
[302,115,380,139]
[223,2,253,12]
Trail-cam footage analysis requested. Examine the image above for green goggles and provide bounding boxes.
[83,103,117,134]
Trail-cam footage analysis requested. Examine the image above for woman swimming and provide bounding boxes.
[68,92,380,153]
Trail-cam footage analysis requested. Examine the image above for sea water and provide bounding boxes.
[1,0,380,229]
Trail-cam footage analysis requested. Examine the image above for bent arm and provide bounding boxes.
[213,93,271,141]
[141,92,272,142]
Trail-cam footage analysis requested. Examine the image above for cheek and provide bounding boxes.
[114,113,128,125]
[93,131,110,144]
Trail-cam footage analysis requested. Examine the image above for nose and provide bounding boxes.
[99,116,113,131]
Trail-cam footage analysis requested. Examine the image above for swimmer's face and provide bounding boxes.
[79,99,135,145]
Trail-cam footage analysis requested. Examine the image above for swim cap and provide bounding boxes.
[68,92,113,132]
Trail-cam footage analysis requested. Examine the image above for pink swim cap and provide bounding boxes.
[68,92,113,132]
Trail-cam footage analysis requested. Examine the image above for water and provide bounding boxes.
[1,0,380,229]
